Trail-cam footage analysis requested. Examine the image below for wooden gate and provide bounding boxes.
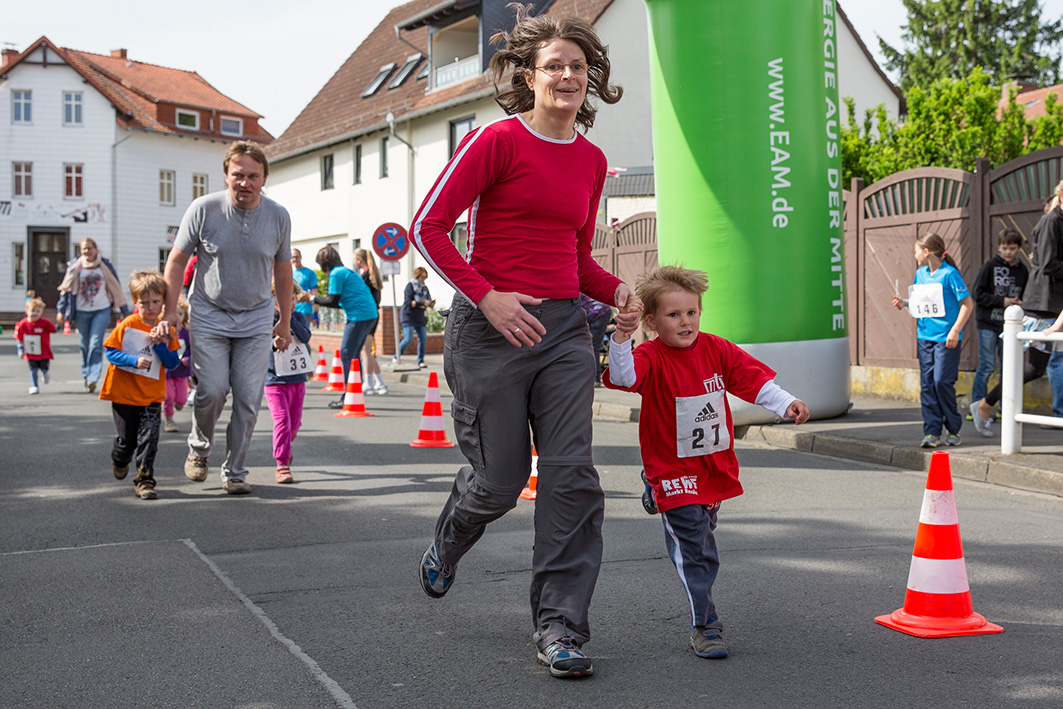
[591,212,658,289]
[984,147,1063,261]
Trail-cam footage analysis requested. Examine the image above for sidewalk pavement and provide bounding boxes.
[386,353,1063,498]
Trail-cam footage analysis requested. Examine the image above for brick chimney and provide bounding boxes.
[111,48,127,60]
[2,48,19,68]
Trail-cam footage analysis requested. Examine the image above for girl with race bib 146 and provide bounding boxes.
[892,233,974,448]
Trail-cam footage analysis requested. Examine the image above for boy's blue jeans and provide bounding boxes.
[971,328,1002,403]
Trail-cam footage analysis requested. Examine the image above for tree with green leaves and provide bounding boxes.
[881,0,1063,91]
[841,67,1063,187]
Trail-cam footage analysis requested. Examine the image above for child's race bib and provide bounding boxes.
[274,341,313,376]
[22,334,42,356]
[908,283,945,318]
[116,329,162,379]
[675,389,730,458]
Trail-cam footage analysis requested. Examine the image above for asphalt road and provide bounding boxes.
[2,336,1062,708]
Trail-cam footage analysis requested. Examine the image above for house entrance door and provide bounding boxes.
[29,229,70,309]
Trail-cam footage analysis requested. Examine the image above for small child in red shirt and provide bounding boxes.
[15,297,56,395]
[99,270,180,500]
[604,264,810,660]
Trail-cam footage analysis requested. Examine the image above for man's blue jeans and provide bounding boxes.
[971,328,1002,403]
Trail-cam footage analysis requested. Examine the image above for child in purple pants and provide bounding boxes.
[264,284,313,484]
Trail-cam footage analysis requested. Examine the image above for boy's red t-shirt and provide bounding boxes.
[99,313,179,406]
[15,317,56,360]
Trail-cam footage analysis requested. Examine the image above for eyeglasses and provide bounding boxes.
[532,62,589,77]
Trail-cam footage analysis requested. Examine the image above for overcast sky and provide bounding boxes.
[6,0,1063,137]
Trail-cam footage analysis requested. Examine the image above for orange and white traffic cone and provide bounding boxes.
[311,345,329,382]
[62,320,71,335]
[520,447,539,500]
[322,349,345,392]
[875,451,1003,638]
[410,371,454,447]
[334,359,374,418]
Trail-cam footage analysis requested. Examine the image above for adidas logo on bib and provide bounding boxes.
[694,401,719,423]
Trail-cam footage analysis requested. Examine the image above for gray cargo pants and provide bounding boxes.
[436,296,604,651]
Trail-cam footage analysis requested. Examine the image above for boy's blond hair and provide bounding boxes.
[25,297,45,312]
[636,264,708,323]
[128,269,167,302]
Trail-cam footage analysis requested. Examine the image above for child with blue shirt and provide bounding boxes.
[892,233,974,448]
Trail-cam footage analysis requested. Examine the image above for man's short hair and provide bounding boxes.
[223,141,269,179]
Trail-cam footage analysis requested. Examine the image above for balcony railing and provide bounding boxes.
[434,55,480,88]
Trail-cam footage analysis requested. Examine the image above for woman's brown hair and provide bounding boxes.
[489,2,622,131]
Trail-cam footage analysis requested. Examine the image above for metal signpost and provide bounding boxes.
[372,222,411,365]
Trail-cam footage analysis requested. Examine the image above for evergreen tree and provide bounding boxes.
[881,0,1063,91]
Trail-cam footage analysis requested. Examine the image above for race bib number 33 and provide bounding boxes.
[274,341,313,376]
[675,390,730,458]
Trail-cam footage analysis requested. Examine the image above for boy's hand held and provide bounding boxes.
[788,400,810,425]
[136,356,152,370]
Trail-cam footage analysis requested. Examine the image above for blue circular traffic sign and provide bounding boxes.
[372,222,410,261]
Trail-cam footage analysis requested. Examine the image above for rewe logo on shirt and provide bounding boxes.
[661,475,698,497]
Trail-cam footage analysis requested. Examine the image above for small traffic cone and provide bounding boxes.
[334,359,374,418]
[62,320,71,335]
[875,451,1003,638]
[311,345,329,381]
[520,447,539,500]
[322,349,345,392]
[411,371,455,447]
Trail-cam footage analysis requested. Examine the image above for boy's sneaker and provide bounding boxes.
[28,386,39,395]
[691,621,729,659]
[640,469,658,514]
[969,402,992,438]
[223,479,252,495]
[184,453,209,482]
[920,435,939,449]
[113,462,129,480]
[537,637,593,678]
[419,545,455,598]
[163,419,179,433]
[945,433,962,446]
[134,480,157,500]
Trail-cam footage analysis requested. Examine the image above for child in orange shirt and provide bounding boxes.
[99,270,180,500]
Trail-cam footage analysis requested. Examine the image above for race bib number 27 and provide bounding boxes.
[675,389,730,458]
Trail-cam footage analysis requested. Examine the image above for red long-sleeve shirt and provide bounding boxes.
[411,115,621,306]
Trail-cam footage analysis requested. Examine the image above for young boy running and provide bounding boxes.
[15,297,56,394]
[604,264,810,659]
[99,270,180,499]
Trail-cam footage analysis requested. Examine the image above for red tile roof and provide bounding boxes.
[267,0,614,160]
[0,36,272,143]
[1012,84,1063,121]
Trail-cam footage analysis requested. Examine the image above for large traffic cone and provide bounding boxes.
[410,371,455,447]
[322,349,345,392]
[311,345,329,381]
[520,447,539,500]
[875,451,1003,638]
[62,319,71,335]
[334,359,374,418]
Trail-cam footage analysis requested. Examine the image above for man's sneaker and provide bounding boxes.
[920,435,940,449]
[640,469,658,515]
[134,480,157,500]
[537,638,593,678]
[419,545,455,598]
[691,621,729,659]
[28,386,39,395]
[223,479,252,495]
[113,462,129,480]
[184,453,209,482]
[969,402,992,438]
[163,419,179,433]
[946,433,962,446]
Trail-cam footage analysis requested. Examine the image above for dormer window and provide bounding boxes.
[220,116,243,136]
[431,15,480,89]
[362,64,397,98]
[176,109,199,130]
[389,53,424,90]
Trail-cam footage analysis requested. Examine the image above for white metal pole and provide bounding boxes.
[391,277,401,365]
[1001,304,1024,454]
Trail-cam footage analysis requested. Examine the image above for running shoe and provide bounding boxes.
[537,637,593,678]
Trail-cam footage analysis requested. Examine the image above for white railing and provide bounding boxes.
[1000,304,1063,453]
[434,56,480,88]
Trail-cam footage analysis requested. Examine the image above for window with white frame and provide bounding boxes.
[63,92,83,125]
[64,164,83,198]
[380,136,389,178]
[192,173,208,199]
[353,144,362,184]
[13,90,31,123]
[220,116,242,136]
[13,243,25,287]
[176,109,199,130]
[160,169,175,206]
[450,115,476,156]
[158,247,171,273]
[321,154,334,190]
[13,162,32,198]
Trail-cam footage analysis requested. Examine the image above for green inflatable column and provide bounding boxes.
[645,0,850,423]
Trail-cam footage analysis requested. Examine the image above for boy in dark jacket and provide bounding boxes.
[970,228,1028,407]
